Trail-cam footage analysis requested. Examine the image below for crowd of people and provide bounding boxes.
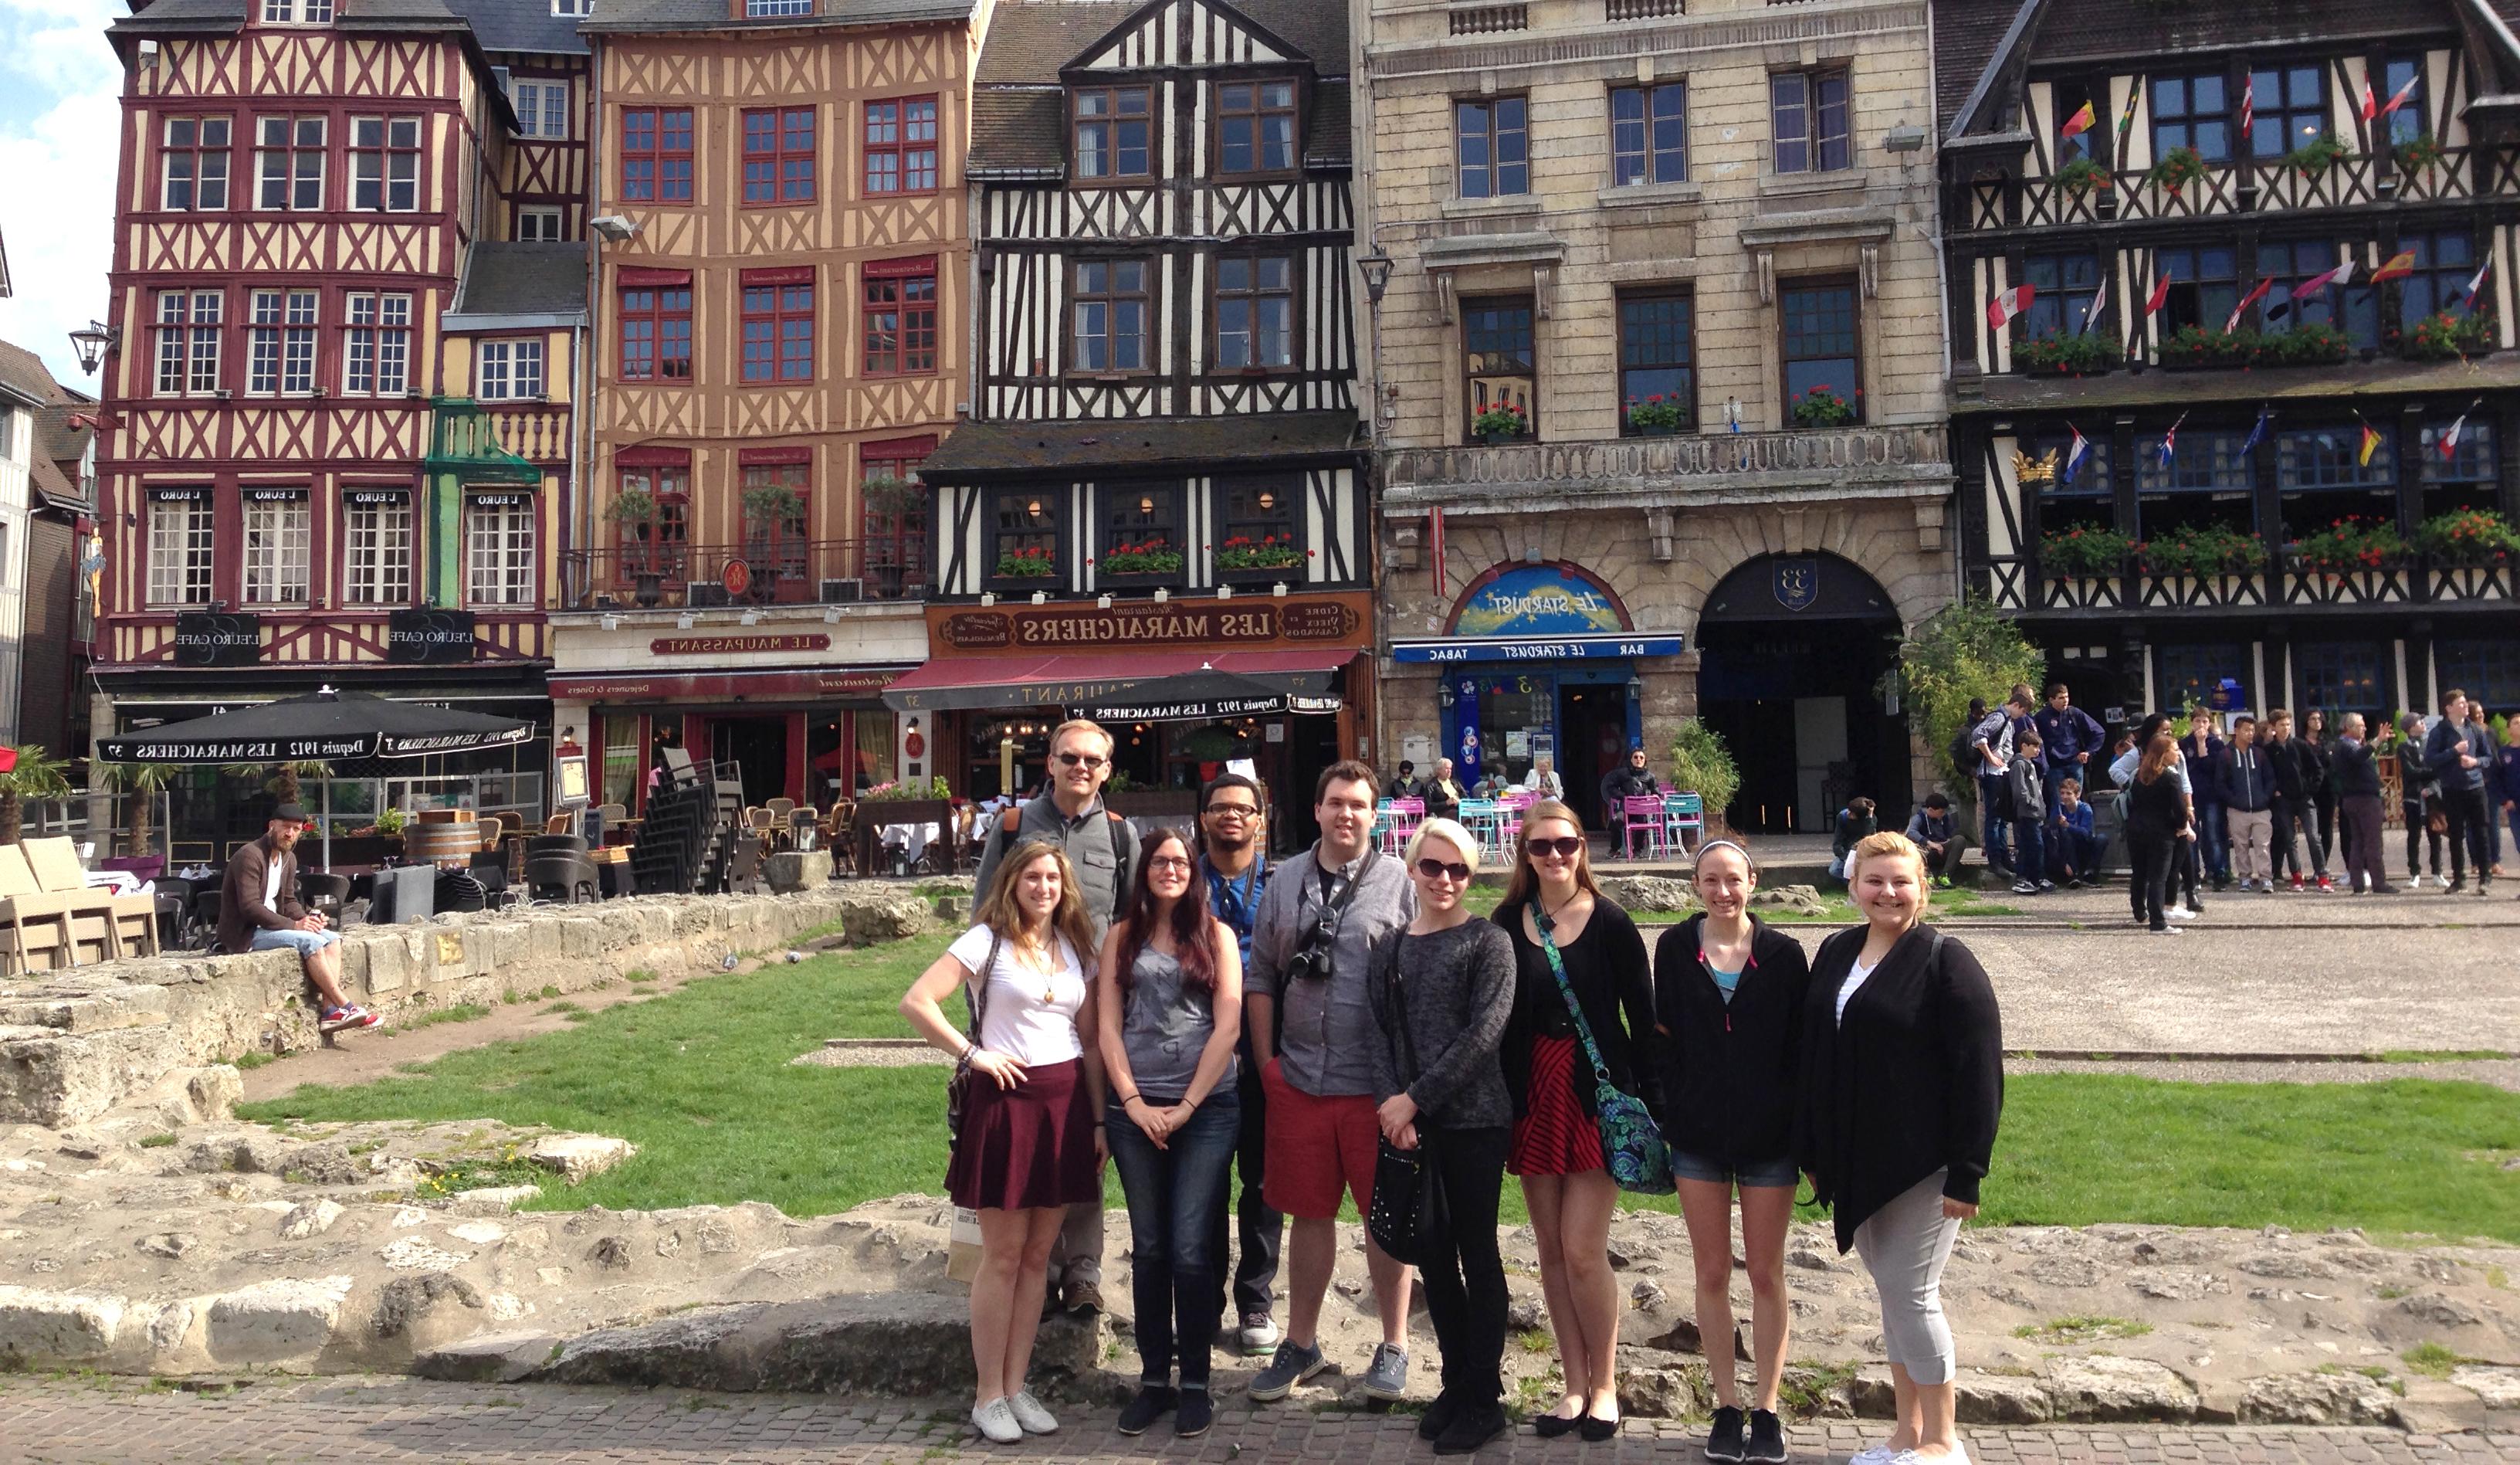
[903,718,2005,1460]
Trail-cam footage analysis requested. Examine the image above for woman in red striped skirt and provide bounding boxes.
[1495,799,1654,1440]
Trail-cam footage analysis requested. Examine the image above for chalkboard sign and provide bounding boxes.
[172,612,262,668]
[388,608,478,664]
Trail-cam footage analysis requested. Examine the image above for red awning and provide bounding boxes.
[882,649,1355,714]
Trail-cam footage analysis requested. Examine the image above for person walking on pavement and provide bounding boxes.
[1194,775,1284,1357]
[970,718,1141,1315]
[1651,839,1810,1463]
[1497,800,1654,1444]
[2263,710,2332,892]
[2218,717,2275,893]
[2399,713,2447,890]
[2031,683,2105,820]
[1245,762,1419,1406]
[2423,689,2495,897]
[1798,832,2003,1465]
[1370,818,1518,1455]
[1598,747,1661,860]
[2121,735,2193,934]
[2329,714,2393,895]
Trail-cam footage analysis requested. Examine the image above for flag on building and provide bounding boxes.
[2372,249,2419,283]
[2159,412,2187,468]
[2224,276,2274,333]
[2440,398,2484,460]
[2240,76,2254,139]
[2113,86,2142,161]
[2081,276,2108,334]
[2061,427,2093,488]
[2144,268,2173,317]
[2240,405,2271,456]
[2462,257,2491,312]
[2358,419,2383,466]
[2383,73,2421,117]
[2059,100,2095,141]
[2359,76,2378,121]
[1987,283,2037,330]
[2294,259,2356,299]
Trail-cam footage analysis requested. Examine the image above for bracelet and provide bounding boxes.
[1119,1091,1141,1106]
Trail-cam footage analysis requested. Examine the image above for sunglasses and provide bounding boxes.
[1415,857,1472,883]
[1056,752,1107,769]
[1526,836,1583,859]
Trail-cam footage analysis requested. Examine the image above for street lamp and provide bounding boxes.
[68,321,118,377]
[1357,248,1394,304]
[1357,247,1397,446]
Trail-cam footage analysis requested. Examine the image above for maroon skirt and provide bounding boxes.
[1509,1034,1605,1177]
[946,1056,1100,1212]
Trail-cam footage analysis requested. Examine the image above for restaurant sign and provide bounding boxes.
[933,594,1367,653]
[649,632,833,656]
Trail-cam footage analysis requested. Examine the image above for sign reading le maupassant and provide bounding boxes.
[937,598,1363,652]
[649,632,834,656]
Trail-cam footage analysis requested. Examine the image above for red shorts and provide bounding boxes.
[1260,1056,1381,1221]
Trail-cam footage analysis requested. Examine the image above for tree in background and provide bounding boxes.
[1898,595,2048,865]
[1667,718,1742,836]
[0,746,76,845]
[93,761,179,858]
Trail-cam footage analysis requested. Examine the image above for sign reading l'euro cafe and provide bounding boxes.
[924,590,1373,654]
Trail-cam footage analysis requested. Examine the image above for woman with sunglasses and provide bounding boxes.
[1494,798,1652,1442]
[1648,839,1809,1463]
[1369,817,1518,1455]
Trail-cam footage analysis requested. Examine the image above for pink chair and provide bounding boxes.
[1622,795,1669,860]
[1381,797,1426,856]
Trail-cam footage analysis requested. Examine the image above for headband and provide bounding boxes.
[1693,838,1756,872]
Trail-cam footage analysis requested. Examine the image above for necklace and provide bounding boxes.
[1016,932,1059,1004]
[1540,886,1583,923]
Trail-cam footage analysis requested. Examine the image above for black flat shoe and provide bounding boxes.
[1434,1402,1509,1455]
[1580,1410,1620,1442]
[1175,1389,1214,1438]
[1116,1384,1176,1436]
[1746,1408,1787,1463]
[1533,1409,1580,1439]
[1418,1391,1465,1442]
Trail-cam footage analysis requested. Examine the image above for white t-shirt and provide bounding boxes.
[948,924,1087,1067]
[264,856,285,913]
[1834,957,1878,1026]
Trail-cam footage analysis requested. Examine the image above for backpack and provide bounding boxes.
[1947,722,1981,782]
[992,807,1135,922]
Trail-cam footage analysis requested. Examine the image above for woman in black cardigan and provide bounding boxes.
[1799,829,2002,1465]
[1648,839,1810,1465]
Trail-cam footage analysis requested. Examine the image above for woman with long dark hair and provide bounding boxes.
[2123,734,2194,935]
[1096,827,1245,1440]
[900,841,1107,1444]
[1495,799,1651,1441]
[2300,709,2339,872]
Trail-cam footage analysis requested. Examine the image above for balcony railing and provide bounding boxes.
[1983,145,2520,232]
[2010,551,2511,612]
[483,402,569,463]
[1384,425,1951,500]
[561,538,929,611]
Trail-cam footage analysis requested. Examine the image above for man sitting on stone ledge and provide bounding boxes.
[218,804,380,1033]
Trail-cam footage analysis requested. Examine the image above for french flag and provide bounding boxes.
[2061,428,2093,489]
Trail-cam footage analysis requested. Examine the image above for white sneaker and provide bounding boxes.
[2164,904,2193,920]
[1851,1448,1897,1465]
[1008,1390,1058,1435]
[2407,874,2427,889]
[972,1397,1022,1444]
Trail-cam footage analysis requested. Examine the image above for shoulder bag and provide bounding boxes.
[1365,934,1448,1265]
[943,931,1004,1155]
[1534,905,1675,1195]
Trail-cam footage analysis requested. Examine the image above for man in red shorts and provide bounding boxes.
[1243,761,1419,1404]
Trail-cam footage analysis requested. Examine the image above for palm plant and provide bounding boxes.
[221,758,333,806]
[93,761,179,857]
[0,746,76,845]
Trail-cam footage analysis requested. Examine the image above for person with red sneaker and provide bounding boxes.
[218,805,378,1032]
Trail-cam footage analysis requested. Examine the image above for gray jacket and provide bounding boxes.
[971,793,1140,944]
[1367,921,1516,1129]
[1246,846,1416,1097]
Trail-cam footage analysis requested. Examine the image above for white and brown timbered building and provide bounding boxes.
[1942,0,2520,734]
[894,0,1373,820]
[92,0,587,802]
[466,0,597,244]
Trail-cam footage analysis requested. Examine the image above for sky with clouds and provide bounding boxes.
[0,0,125,390]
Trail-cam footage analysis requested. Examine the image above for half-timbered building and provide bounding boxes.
[1942,0,2520,738]
[92,0,587,840]
[562,0,979,812]
[892,0,1372,824]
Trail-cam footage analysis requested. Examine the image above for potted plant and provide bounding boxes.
[2054,155,2112,198]
[2262,320,2352,366]
[2397,133,2448,177]
[2280,131,2350,179]
[2136,522,2270,578]
[740,482,809,601]
[2403,310,2494,362]
[2285,515,2410,573]
[605,487,666,605]
[2038,525,2135,576]
[2148,144,2208,195]
[1625,394,1688,435]
[1093,537,1187,582]
[1790,385,1858,427]
[994,544,1058,578]
[2414,507,2520,565]
[2013,331,2122,376]
[860,473,923,517]
[0,745,73,845]
[1214,532,1308,576]
[1471,402,1529,444]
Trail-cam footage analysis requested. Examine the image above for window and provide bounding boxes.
[242,491,310,605]
[619,108,693,204]
[2437,638,2520,710]
[256,116,325,210]
[1780,279,1859,418]
[551,0,591,17]
[146,491,214,605]
[615,463,690,579]
[747,0,815,13]
[2278,425,2393,488]
[2029,427,2114,515]
[1101,484,1181,571]
[862,264,937,376]
[154,291,223,396]
[991,490,1058,579]
[740,272,815,383]
[1070,259,1150,372]
[161,117,232,211]
[859,439,931,597]
[1611,83,1686,186]
[2247,64,2327,159]
[1463,297,1536,439]
[862,97,939,195]
[343,293,412,395]
[2399,229,2479,327]
[2051,81,2095,164]
[512,80,568,140]
[1074,88,1151,180]
[1214,255,1292,370]
[2020,254,2102,339]
[1455,97,1528,198]
[2293,642,2386,724]
[618,280,693,382]
[2383,56,2427,147]
[740,460,811,582]
[1617,294,1693,433]
[2138,428,2252,491]
[261,0,332,22]
[2257,239,2376,345]
[1771,70,1851,174]
[343,490,413,605]
[517,205,563,241]
[248,290,319,395]
[476,338,545,400]
[2156,643,2248,712]
[1221,476,1298,549]
[466,494,537,606]
[1218,80,1296,174]
[2154,244,2238,334]
[742,107,816,204]
[2420,419,2497,515]
[2150,73,2230,163]
[350,116,422,211]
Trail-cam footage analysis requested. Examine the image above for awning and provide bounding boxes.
[882,649,1356,714]
[95,688,535,765]
[548,665,913,703]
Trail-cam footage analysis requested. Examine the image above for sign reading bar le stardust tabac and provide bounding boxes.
[930,592,1369,653]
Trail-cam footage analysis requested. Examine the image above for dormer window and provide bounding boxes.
[1218,80,1296,174]
[747,0,815,15]
[552,0,591,13]
[1074,87,1151,180]
[262,0,332,22]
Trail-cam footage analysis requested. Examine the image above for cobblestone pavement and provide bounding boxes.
[3,1377,2516,1465]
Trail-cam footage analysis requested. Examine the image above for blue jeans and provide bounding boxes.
[1108,1090,1240,1386]
[249,926,341,958]
[2195,804,2230,883]
[2011,819,2045,883]
[1978,772,2012,864]
[2053,827,2105,882]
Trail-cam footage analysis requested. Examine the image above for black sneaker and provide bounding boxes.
[1418,1392,1465,1442]
[1746,1408,1788,1463]
[1433,1402,1509,1455]
[1705,1405,1747,1462]
[1116,1384,1176,1436]
[1175,1389,1214,1439]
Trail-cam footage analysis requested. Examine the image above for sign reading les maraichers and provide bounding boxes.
[936,597,1365,652]
[649,632,833,656]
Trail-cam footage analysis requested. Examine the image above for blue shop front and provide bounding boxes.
[1390,563,1682,830]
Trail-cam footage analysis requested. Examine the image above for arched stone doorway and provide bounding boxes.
[1694,552,1910,833]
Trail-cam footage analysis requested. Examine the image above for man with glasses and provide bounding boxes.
[1245,761,1418,1406]
[1195,772,1282,1355]
[970,717,1140,1314]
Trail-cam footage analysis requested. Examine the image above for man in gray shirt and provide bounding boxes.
[970,717,1140,1314]
[1245,761,1418,1405]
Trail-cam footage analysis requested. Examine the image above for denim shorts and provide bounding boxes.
[1667,1148,1799,1190]
[249,926,341,956]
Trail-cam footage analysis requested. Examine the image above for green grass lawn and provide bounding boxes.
[239,938,2520,1239]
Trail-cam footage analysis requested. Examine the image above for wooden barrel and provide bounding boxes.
[405,819,483,866]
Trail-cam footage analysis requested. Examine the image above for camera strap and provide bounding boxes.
[1292,849,1376,978]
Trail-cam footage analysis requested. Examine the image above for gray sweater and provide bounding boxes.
[1246,846,1416,1097]
[1367,920,1516,1129]
[971,794,1139,944]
